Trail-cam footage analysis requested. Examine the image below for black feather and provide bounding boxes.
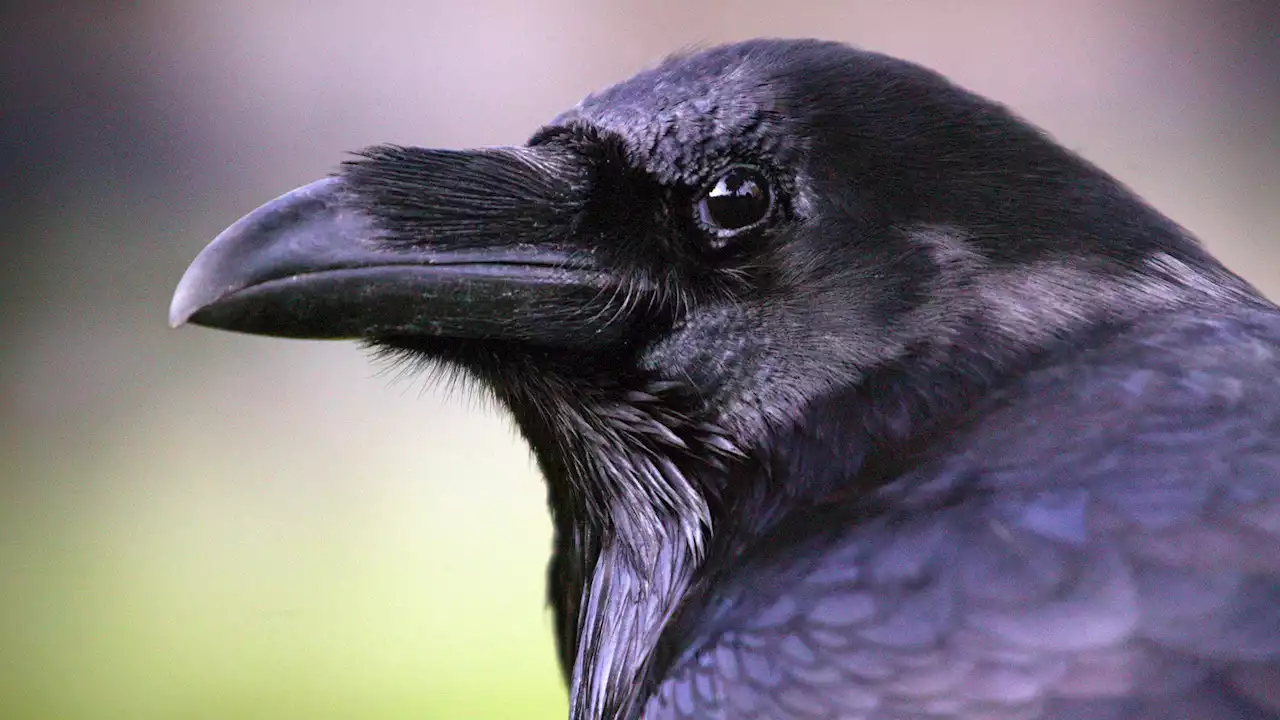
[361,40,1280,720]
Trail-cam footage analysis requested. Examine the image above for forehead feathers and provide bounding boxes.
[549,40,842,186]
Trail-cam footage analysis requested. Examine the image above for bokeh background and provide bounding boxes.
[2,2,1276,718]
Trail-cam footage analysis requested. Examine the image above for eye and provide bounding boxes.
[695,166,773,242]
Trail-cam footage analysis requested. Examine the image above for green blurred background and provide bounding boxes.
[2,2,1276,718]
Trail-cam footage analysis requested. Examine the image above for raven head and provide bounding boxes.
[170,39,1257,717]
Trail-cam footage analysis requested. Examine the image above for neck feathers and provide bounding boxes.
[506,376,741,719]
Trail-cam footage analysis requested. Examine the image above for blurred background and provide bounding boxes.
[2,1,1276,718]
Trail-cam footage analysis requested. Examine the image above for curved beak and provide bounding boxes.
[170,152,624,347]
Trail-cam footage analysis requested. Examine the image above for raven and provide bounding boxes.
[170,39,1280,719]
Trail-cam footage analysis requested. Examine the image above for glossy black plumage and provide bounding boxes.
[171,39,1280,719]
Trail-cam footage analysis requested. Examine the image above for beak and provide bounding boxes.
[170,149,624,347]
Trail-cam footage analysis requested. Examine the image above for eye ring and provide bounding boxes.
[694,165,774,247]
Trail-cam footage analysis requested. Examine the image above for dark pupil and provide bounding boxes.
[701,169,769,231]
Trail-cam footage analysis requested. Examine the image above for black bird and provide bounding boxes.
[170,39,1280,719]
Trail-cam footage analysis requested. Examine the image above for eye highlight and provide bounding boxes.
[695,166,773,246]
